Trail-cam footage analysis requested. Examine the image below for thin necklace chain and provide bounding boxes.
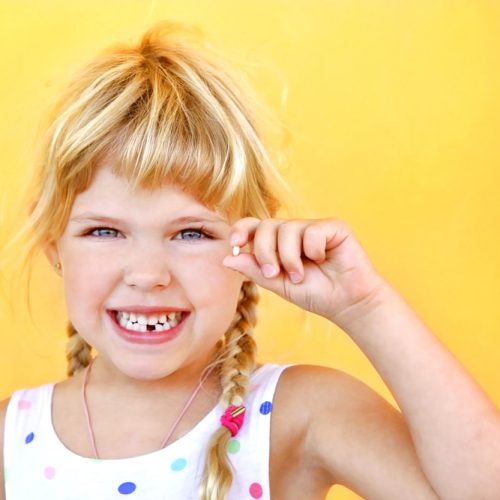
[81,357,214,459]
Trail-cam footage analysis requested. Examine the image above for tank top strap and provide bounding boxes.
[226,363,294,500]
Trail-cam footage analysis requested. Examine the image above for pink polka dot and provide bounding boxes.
[249,384,260,393]
[249,482,263,498]
[44,466,56,479]
[18,399,31,410]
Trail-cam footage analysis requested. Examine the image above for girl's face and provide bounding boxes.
[45,164,246,383]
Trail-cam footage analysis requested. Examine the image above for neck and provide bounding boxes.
[85,351,221,402]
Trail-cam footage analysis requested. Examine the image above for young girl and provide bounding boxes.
[1,21,499,500]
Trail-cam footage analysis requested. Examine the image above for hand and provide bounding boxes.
[222,217,388,327]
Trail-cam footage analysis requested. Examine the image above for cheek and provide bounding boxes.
[180,256,242,311]
[62,253,110,316]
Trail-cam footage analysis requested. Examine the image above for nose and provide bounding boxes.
[123,244,172,291]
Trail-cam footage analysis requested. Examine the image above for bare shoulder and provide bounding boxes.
[274,364,438,499]
[0,397,11,500]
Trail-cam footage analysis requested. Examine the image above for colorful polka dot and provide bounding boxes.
[44,466,56,479]
[227,439,240,454]
[118,482,137,494]
[25,432,35,444]
[18,399,31,410]
[89,458,104,464]
[170,458,187,471]
[249,482,263,498]
[259,401,272,415]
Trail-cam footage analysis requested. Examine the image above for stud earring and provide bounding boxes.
[54,262,62,271]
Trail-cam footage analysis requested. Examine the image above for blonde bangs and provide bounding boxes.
[45,21,281,223]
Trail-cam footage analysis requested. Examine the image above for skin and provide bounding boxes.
[1,164,499,498]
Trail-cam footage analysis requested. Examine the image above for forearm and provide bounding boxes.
[333,281,500,499]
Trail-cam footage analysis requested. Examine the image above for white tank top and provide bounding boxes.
[3,363,292,500]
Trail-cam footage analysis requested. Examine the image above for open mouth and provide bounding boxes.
[110,310,189,334]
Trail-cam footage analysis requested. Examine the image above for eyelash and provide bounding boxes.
[84,226,214,241]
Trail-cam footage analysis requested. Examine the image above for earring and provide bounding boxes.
[54,262,62,271]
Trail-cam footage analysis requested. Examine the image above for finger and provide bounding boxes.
[302,222,328,263]
[222,252,285,295]
[228,217,262,247]
[277,220,308,283]
[252,219,283,278]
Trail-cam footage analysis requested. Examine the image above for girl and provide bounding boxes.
[1,21,499,500]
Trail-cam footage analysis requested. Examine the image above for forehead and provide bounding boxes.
[70,165,230,222]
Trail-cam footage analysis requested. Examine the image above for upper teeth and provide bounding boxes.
[116,311,183,332]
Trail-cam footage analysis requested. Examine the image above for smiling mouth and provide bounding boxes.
[110,310,188,333]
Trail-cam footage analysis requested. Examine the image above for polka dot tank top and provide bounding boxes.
[3,363,292,500]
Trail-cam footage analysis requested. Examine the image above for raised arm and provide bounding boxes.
[330,280,500,499]
[223,216,500,499]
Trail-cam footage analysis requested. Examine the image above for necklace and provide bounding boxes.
[81,356,214,459]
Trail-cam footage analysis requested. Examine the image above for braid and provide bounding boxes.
[65,321,92,377]
[198,281,259,500]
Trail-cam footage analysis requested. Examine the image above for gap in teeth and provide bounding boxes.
[115,311,183,332]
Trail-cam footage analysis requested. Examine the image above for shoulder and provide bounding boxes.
[0,396,11,500]
[274,363,384,421]
[273,364,438,497]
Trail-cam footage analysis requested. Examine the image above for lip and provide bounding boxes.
[107,310,189,345]
[110,306,190,314]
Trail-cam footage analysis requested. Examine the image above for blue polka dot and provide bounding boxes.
[118,482,136,494]
[25,432,34,444]
[170,458,187,471]
[259,401,272,415]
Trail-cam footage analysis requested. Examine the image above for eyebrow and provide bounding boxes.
[69,213,227,225]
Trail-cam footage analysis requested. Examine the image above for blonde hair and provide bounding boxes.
[5,20,296,499]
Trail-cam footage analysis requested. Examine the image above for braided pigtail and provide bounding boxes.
[65,321,93,377]
[198,280,259,500]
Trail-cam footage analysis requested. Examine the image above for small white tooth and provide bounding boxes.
[137,314,148,325]
[119,315,128,327]
[122,311,130,320]
[147,315,158,325]
[139,324,147,332]
[160,314,167,323]
[130,313,137,322]
[154,324,163,331]
[167,312,177,321]
[133,323,141,332]
[126,321,134,330]
[169,317,178,327]
[162,321,171,330]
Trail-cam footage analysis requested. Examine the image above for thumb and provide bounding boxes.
[222,253,280,289]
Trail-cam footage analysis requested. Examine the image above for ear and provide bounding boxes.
[43,241,60,270]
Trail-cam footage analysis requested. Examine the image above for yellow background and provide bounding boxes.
[1,1,499,499]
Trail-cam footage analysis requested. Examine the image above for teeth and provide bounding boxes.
[116,310,183,333]
[147,316,158,325]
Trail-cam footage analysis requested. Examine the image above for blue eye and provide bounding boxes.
[176,228,213,241]
[87,227,120,238]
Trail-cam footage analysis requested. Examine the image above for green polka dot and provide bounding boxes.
[89,458,104,464]
[227,439,240,454]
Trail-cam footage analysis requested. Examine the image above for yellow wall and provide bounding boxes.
[1,2,499,499]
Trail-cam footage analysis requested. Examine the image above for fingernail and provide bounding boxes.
[229,233,239,246]
[288,272,302,283]
[261,264,277,278]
